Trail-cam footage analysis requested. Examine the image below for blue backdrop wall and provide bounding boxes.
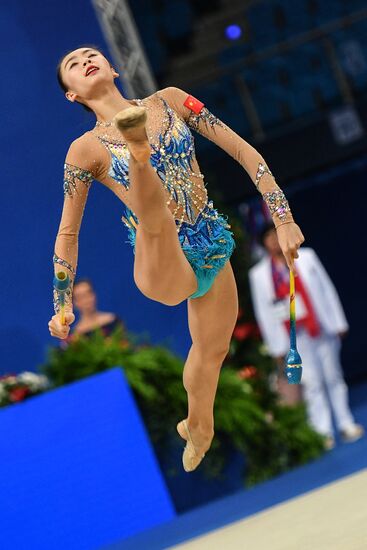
[0,0,191,375]
[1,0,365,381]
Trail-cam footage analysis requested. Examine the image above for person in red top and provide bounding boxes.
[249,223,364,450]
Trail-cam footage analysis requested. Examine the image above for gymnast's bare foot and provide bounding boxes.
[113,106,151,163]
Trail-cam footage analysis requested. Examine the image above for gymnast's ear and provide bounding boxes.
[111,67,119,78]
[65,91,78,103]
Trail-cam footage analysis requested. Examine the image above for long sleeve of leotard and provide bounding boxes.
[53,141,94,314]
[160,86,293,226]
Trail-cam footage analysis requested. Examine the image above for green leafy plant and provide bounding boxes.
[40,324,325,486]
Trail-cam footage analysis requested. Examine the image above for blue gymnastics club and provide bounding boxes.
[285,270,303,384]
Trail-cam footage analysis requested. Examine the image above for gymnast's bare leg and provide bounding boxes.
[114,108,198,306]
[177,261,239,465]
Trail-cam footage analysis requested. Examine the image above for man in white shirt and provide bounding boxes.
[249,223,364,449]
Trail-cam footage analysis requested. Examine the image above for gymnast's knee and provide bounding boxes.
[192,342,231,365]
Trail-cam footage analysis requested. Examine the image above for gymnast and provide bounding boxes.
[48,45,304,471]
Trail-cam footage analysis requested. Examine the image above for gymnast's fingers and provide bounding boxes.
[283,247,296,272]
[48,313,73,339]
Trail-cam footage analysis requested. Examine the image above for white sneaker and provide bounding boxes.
[340,423,365,443]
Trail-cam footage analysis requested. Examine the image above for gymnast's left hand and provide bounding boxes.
[276,222,305,272]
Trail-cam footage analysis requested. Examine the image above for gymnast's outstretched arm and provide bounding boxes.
[49,137,97,338]
[160,86,304,268]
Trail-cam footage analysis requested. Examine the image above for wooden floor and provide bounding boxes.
[171,469,367,550]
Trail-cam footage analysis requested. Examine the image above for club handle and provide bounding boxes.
[289,270,296,349]
[53,271,70,326]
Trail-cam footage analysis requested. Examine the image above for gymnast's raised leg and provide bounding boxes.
[114,107,198,306]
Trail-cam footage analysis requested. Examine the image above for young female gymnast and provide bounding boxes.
[48,46,304,471]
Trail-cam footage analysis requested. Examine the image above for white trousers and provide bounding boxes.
[297,330,355,437]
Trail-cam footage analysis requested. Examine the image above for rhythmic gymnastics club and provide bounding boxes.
[53,271,70,326]
[285,269,303,384]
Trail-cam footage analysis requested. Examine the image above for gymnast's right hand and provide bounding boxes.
[48,311,75,339]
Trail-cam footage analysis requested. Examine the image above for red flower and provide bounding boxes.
[233,323,253,341]
[233,321,261,341]
[9,386,30,402]
[238,366,258,380]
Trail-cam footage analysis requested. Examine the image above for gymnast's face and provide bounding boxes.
[60,48,119,105]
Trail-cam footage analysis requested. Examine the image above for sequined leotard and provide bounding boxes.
[53,87,291,312]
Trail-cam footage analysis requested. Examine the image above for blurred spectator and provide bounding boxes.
[249,223,364,449]
[65,278,125,340]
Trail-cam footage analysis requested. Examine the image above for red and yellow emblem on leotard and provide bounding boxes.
[184,95,205,114]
